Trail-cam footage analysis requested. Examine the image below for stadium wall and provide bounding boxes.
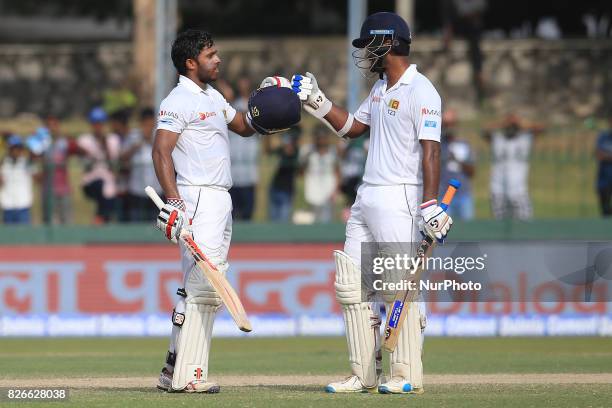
[0,38,611,118]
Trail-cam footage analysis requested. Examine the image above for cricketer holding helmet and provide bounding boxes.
[152,29,300,393]
[292,12,453,394]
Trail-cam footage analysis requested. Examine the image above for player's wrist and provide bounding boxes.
[420,199,437,210]
[166,197,186,212]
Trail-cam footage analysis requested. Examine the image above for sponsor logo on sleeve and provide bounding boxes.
[159,110,179,119]
[421,108,441,116]
[424,120,438,128]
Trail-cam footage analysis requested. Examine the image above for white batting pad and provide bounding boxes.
[334,250,377,388]
[387,301,424,388]
[171,302,217,390]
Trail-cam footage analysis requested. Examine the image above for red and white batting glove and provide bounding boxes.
[156,198,188,244]
[419,199,453,243]
[259,76,291,89]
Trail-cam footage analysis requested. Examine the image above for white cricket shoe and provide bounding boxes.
[156,367,173,392]
[325,375,377,393]
[378,377,424,394]
[156,367,220,393]
[183,380,220,393]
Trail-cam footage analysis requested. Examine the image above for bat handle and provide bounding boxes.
[145,186,165,210]
[439,178,461,212]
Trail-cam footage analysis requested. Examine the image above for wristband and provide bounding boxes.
[167,197,186,211]
[420,199,437,210]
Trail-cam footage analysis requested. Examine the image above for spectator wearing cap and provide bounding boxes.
[77,107,120,224]
[440,109,475,220]
[0,135,35,224]
[299,125,340,223]
[596,116,612,216]
[40,115,79,224]
[120,108,163,222]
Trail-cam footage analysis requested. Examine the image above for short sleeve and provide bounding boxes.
[354,90,374,126]
[157,96,190,134]
[223,98,237,125]
[415,85,442,142]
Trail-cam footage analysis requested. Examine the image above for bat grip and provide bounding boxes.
[439,179,461,212]
[145,186,165,209]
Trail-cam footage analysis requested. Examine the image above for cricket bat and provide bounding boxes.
[382,179,461,352]
[145,186,252,332]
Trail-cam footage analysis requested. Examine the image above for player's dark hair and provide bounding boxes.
[171,29,214,75]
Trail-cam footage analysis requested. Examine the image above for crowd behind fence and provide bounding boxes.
[1,83,611,225]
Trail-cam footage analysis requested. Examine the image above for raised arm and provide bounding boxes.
[291,72,369,140]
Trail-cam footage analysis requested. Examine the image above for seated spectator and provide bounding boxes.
[40,115,79,224]
[121,108,163,222]
[265,127,301,222]
[109,109,132,222]
[299,125,340,223]
[77,107,120,224]
[0,135,34,224]
[440,109,475,220]
[596,115,612,216]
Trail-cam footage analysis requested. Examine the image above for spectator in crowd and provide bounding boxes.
[483,113,543,220]
[40,115,79,224]
[299,125,340,223]
[441,0,487,104]
[109,109,132,222]
[0,135,34,224]
[265,126,301,222]
[77,107,120,224]
[339,136,368,221]
[440,109,475,220]
[120,107,162,222]
[222,77,260,221]
[595,116,612,216]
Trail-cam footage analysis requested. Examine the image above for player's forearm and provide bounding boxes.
[421,141,440,201]
[230,113,256,137]
[324,105,367,139]
[152,147,180,199]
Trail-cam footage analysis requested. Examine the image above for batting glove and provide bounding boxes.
[259,76,291,89]
[291,72,332,119]
[156,198,188,244]
[419,199,453,243]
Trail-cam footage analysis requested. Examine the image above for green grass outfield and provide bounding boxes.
[0,337,611,407]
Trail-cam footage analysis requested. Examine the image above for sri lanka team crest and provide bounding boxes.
[388,99,400,116]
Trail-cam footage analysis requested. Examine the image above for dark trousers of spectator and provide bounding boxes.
[2,208,31,224]
[230,185,255,221]
[341,176,362,206]
[83,179,115,223]
[269,188,293,222]
[128,194,160,222]
[599,187,612,216]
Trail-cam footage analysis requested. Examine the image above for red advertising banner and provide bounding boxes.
[0,244,339,315]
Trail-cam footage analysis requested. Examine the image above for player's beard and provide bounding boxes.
[196,61,219,84]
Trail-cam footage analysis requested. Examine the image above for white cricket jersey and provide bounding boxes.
[354,64,441,186]
[157,75,237,189]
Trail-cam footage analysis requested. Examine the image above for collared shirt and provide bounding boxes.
[157,75,237,189]
[354,64,441,186]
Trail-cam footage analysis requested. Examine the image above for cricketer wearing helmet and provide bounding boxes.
[291,12,453,394]
[153,29,300,393]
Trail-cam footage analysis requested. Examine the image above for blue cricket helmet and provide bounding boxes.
[248,86,301,135]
